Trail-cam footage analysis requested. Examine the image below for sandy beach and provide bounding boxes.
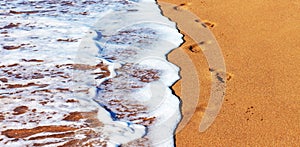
[0,0,298,146]
[158,0,300,146]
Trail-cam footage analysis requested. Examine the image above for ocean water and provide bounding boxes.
[0,0,183,146]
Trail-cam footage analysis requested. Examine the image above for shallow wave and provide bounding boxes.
[0,0,182,146]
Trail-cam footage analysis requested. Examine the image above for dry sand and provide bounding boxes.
[158,0,300,146]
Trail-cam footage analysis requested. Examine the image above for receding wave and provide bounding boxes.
[0,0,183,146]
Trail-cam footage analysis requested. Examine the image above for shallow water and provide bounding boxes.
[0,0,182,146]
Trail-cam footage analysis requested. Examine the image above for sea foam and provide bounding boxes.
[0,0,182,146]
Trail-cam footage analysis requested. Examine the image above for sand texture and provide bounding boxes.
[159,0,300,146]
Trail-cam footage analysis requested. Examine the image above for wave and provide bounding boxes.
[0,0,182,146]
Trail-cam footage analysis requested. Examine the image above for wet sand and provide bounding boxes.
[158,0,300,146]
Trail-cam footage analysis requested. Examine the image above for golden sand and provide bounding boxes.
[158,0,300,146]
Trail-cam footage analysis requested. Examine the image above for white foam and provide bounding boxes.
[91,1,183,146]
[0,0,182,146]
